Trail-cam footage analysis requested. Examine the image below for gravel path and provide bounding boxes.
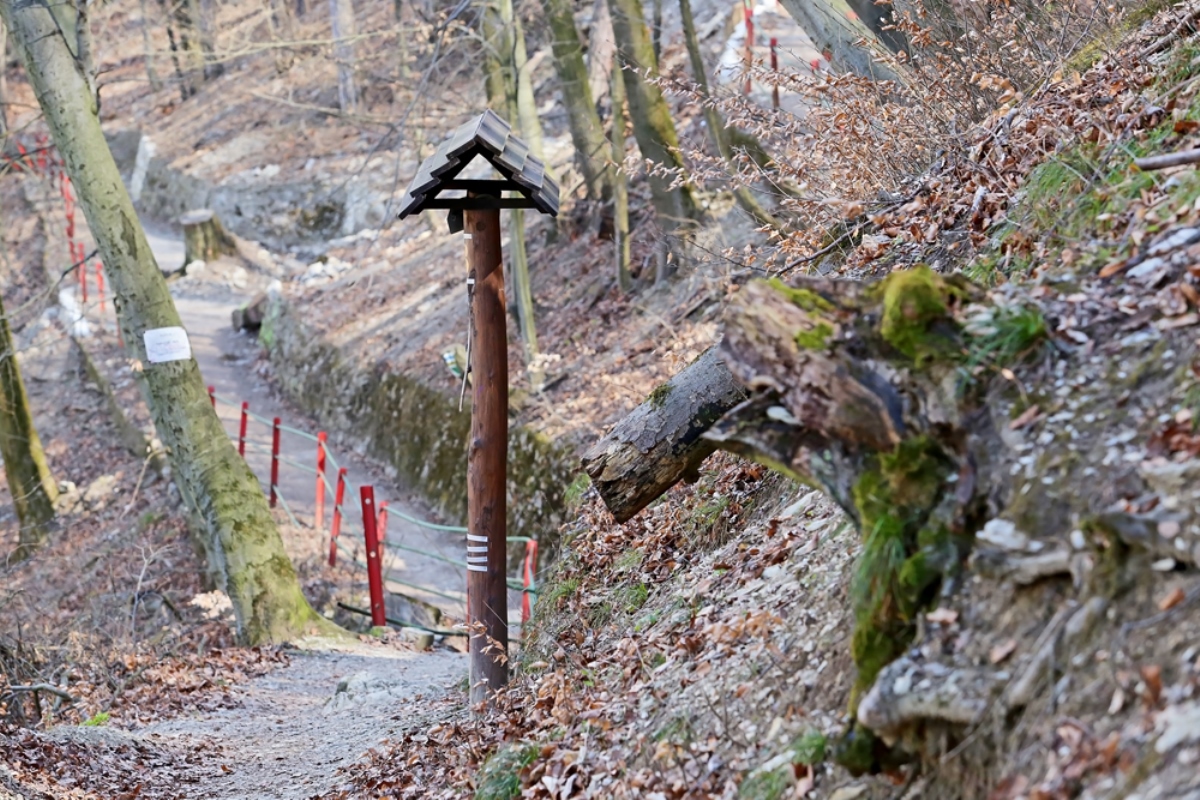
[132,641,465,800]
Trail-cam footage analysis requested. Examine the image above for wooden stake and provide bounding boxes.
[465,204,509,707]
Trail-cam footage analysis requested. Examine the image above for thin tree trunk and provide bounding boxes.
[678,0,781,229]
[0,294,58,561]
[0,0,335,644]
[329,0,359,113]
[481,0,543,388]
[587,0,614,106]
[393,0,409,79]
[159,0,195,100]
[543,0,610,203]
[650,0,661,63]
[0,17,8,135]
[611,52,632,293]
[609,0,698,251]
[138,0,163,91]
[194,0,221,80]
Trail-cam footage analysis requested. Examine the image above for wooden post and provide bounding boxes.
[465,203,509,706]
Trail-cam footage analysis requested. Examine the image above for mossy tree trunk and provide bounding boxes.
[609,0,700,254]
[0,294,57,561]
[1,0,335,644]
[678,0,780,230]
[542,0,611,203]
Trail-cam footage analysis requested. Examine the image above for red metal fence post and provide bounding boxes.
[360,486,387,627]
[377,501,389,561]
[328,467,348,566]
[315,432,327,532]
[238,402,249,457]
[269,416,281,508]
[521,539,538,624]
[96,261,106,314]
[207,385,216,408]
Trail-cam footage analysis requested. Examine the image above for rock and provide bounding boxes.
[229,266,248,290]
[232,293,268,332]
[827,787,869,800]
[54,481,82,514]
[326,671,409,712]
[184,260,207,276]
[976,518,1029,551]
[82,474,119,509]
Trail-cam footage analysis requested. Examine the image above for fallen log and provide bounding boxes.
[580,346,745,523]
[1134,148,1200,171]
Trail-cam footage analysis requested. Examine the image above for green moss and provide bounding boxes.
[647,382,673,408]
[475,743,538,800]
[82,711,110,727]
[831,725,882,776]
[616,582,649,613]
[849,436,953,697]
[768,278,835,313]
[876,266,960,365]
[794,322,834,350]
[738,768,791,800]
[792,731,827,765]
[563,473,591,509]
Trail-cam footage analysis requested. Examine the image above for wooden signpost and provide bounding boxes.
[398,110,559,706]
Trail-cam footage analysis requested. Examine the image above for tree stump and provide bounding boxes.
[180,209,237,269]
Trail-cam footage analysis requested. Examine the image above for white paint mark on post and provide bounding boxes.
[144,327,192,363]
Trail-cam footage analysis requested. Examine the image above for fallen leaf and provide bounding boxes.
[1141,664,1163,706]
[989,639,1018,664]
[1009,404,1041,430]
[1158,587,1186,611]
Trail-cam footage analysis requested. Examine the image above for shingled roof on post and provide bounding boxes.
[397,110,560,220]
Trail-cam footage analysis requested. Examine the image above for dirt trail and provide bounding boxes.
[130,641,464,800]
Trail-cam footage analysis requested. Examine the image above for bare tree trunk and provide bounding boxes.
[0,0,336,643]
[678,0,780,229]
[329,0,359,113]
[609,0,699,254]
[0,17,8,135]
[587,0,614,106]
[481,0,543,388]
[159,0,196,100]
[611,51,631,293]
[75,0,97,109]
[194,0,221,80]
[542,0,610,203]
[0,294,58,561]
[138,0,163,91]
[777,0,901,81]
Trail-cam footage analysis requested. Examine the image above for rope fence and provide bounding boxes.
[10,132,540,637]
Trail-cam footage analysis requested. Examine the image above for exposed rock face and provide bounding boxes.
[105,129,393,251]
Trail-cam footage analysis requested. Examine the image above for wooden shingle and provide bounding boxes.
[398,110,560,219]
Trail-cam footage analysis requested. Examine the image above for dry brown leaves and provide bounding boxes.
[325,455,791,799]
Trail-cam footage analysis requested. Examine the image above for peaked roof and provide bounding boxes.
[397,110,560,219]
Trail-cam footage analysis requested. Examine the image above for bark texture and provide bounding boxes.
[777,0,901,81]
[581,347,745,523]
[1,0,332,644]
[329,0,359,113]
[0,294,58,560]
[543,0,611,202]
[609,0,699,236]
[610,50,632,293]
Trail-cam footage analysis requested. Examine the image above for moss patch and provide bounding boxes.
[475,743,538,800]
[848,436,955,700]
[876,266,960,365]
